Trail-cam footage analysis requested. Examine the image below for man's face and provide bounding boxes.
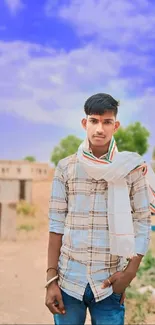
[82,111,120,148]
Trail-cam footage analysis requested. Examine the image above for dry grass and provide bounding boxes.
[125,232,155,324]
[16,203,48,240]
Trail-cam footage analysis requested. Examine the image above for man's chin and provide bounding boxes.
[91,139,107,146]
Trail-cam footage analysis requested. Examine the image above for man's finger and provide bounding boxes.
[46,301,62,315]
[56,296,66,314]
[120,292,126,305]
[101,275,114,288]
[101,271,122,289]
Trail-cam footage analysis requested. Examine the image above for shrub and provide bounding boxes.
[16,200,36,217]
[137,249,155,279]
[17,224,35,231]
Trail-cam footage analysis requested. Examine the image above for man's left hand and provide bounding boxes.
[101,270,135,304]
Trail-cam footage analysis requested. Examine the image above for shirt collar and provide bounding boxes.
[89,147,108,160]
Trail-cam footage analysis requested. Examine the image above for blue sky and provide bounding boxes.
[0,0,155,163]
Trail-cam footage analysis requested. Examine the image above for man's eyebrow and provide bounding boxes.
[88,117,114,121]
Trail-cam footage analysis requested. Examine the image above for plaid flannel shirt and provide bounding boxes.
[49,153,151,302]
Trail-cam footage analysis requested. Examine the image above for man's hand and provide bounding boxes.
[45,281,66,315]
[101,270,136,304]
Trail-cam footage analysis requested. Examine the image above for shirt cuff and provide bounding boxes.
[135,231,151,255]
[49,219,64,234]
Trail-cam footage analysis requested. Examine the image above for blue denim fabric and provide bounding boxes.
[54,283,125,325]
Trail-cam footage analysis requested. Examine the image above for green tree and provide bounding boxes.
[114,122,150,155]
[24,156,36,162]
[51,135,82,166]
[152,147,155,160]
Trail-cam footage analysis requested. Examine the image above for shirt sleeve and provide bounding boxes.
[130,169,151,255]
[49,162,68,234]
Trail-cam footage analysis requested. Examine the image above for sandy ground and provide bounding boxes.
[0,230,91,325]
[0,232,52,324]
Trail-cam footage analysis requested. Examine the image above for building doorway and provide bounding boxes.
[19,180,26,200]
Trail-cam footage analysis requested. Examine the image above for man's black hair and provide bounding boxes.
[84,93,119,116]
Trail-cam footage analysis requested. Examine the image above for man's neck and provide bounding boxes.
[89,141,110,159]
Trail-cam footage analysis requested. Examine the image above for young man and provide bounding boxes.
[45,93,152,325]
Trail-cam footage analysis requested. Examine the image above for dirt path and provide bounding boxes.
[0,231,91,324]
[0,233,51,324]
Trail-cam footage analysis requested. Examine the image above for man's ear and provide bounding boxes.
[114,120,120,133]
[81,118,87,130]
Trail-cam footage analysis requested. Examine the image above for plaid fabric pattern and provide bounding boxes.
[49,154,151,302]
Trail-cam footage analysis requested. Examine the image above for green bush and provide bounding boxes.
[137,249,155,279]
[16,200,36,217]
[17,224,35,231]
[126,286,152,324]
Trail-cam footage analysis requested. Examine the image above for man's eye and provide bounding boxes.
[104,121,112,124]
[91,120,97,124]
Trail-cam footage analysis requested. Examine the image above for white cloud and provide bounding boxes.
[0,40,154,135]
[45,0,155,48]
[4,0,24,14]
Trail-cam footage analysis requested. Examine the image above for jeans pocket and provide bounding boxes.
[111,292,122,302]
[111,292,125,307]
[112,291,123,297]
[112,292,122,298]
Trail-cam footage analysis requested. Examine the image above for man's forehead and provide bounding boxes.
[88,114,115,121]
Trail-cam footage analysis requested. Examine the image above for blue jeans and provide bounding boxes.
[54,283,125,325]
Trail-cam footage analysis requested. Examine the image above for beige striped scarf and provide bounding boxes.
[77,136,155,258]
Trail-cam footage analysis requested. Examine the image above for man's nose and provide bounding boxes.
[96,123,104,134]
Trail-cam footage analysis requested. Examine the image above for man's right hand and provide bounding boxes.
[45,282,66,315]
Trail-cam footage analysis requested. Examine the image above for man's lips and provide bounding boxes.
[93,135,106,138]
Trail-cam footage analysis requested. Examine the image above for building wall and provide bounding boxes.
[0,179,19,202]
[0,160,52,181]
[0,179,32,203]
[0,202,16,240]
[25,180,32,203]
[31,180,52,216]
